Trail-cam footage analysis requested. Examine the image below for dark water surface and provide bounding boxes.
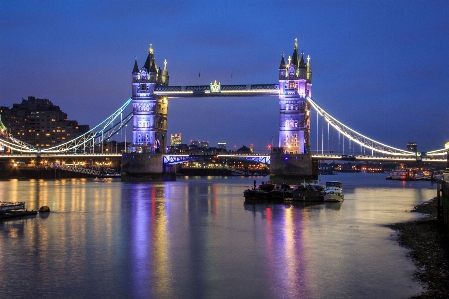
[0,173,436,298]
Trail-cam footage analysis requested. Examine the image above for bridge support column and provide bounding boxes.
[269,153,318,184]
[121,153,176,182]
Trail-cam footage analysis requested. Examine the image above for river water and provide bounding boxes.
[0,173,436,298]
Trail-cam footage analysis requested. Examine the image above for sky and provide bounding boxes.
[1,0,448,153]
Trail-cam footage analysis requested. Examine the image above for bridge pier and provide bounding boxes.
[269,153,318,184]
[121,153,176,182]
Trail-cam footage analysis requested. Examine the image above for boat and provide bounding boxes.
[433,170,444,181]
[243,182,323,203]
[323,181,344,202]
[386,168,416,181]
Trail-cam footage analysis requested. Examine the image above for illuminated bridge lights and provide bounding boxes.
[0,99,133,154]
[1,95,447,156]
[162,154,271,165]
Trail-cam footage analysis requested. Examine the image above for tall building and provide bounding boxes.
[131,44,169,153]
[277,39,312,154]
[407,142,418,153]
[217,142,226,150]
[170,133,182,146]
[0,96,89,147]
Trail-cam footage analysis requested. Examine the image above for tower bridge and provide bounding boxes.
[1,40,447,182]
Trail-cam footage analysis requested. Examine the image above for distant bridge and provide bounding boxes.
[3,152,443,165]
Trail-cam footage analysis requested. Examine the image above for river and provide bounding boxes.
[0,173,436,298]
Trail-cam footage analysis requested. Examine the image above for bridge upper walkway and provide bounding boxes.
[154,83,279,97]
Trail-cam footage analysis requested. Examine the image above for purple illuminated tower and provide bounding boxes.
[131,44,169,153]
[277,39,312,154]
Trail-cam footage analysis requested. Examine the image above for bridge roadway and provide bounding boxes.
[0,153,446,164]
[154,83,279,97]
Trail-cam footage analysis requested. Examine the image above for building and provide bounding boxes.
[407,142,418,153]
[0,96,89,148]
[170,133,182,146]
[130,44,169,153]
[190,140,200,147]
[217,142,226,150]
[277,39,312,154]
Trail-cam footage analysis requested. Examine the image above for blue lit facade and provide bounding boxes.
[278,40,312,154]
[131,44,169,153]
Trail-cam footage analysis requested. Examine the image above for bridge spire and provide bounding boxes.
[306,55,312,83]
[291,39,299,67]
[161,59,169,86]
[279,52,286,69]
[132,57,139,73]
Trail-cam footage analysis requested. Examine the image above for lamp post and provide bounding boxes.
[445,142,449,169]
[444,142,449,182]
[125,124,127,153]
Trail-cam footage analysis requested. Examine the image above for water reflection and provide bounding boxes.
[127,183,172,298]
[0,175,435,298]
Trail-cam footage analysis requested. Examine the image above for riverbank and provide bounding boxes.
[388,197,449,298]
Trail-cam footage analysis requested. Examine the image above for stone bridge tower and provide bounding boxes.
[277,39,312,154]
[270,39,317,184]
[130,44,169,154]
[122,44,173,182]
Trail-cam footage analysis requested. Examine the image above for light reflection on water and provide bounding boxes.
[0,173,436,298]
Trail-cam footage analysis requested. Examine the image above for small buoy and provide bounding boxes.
[39,206,50,213]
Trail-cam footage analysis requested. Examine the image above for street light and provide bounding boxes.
[125,124,127,153]
[445,142,449,169]
[443,142,449,182]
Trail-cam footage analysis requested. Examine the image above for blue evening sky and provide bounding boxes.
[1,0,448,153]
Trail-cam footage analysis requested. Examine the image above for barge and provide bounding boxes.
[244,183,324,203]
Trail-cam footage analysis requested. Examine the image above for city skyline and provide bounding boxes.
[1,0,448,153]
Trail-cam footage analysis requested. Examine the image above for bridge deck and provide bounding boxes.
[154,84,279,97]
[0,153,446,164]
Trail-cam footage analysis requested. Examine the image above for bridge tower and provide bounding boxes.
[277,39,312,154]
[270,39,317,183]
[122,44,174,181]
[130,44,169,154]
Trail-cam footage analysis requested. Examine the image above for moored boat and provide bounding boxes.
[386,167,416,181]
[323,181,344,202]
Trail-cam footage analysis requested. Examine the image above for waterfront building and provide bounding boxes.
[218,142,226,150]
[131,44,169,153]
[200,141,209,149]
[170,133,182,146]
[0,96,89,147]
[407,142,418,153]
[277,39,312,154]
[190,140,200,147]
